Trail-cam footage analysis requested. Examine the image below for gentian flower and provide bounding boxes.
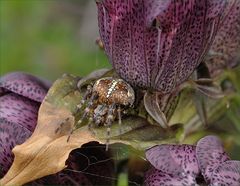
[145,135,240,186]
[96,0,227,94]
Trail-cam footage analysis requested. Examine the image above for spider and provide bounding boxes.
[67,77,135,147]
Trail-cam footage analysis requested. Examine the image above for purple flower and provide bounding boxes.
[0,72,50,177]
[206,0,240,77]
[96,0,227,94]
[145,135,240,186]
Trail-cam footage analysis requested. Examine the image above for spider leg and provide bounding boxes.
[105,103,116,151]
[76,84,93,110]
[78,91,98,124]
[117,105,122,135]
[67,92,98,142]
[87,116,94,131]
[93,104,108,126]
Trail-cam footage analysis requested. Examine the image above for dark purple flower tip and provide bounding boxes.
[97,0,227,94]
[196,135,230,183]
[0,72,51,102]
[211,160,240,186]
[145,144,199,177]
[144,167,197,186]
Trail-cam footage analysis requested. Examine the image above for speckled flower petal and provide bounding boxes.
[0,118,32,178]
[144,167,197,186]
[0,72,50,102]
[196,135,230,183]
[0,93,39,178]
[97,0,227,94]
[210,160,240,186]
[206,0,240,77]
[145,0,195,29]
[145,144,199,177]
[0,93,40,132]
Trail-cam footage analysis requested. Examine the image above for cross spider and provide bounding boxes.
[68,77,135,146]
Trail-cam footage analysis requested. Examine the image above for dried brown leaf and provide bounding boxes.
[0,101,95,185]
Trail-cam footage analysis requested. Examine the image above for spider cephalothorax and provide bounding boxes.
[68,77,135,143]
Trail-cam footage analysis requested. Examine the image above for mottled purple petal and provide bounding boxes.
[206,0,240,77]
[210,160,240,186]
[146,144,199,177]
[196,135,230,183]
[206,0,228,18]
[145,0,194,29]
[0,93,40,132]
[144,167,197,186]
[97,0,227,94]
[0,118,32,178]
[0,72,50,102]
[0,93,39,178]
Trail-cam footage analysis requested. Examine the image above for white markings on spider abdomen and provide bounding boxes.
[106,80,118,98]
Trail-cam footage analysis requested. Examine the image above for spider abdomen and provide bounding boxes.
[93,77,135,106]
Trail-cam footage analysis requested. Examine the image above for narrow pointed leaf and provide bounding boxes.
[144,91,168,128]
[192,91,208,125]
[193,78,224,99]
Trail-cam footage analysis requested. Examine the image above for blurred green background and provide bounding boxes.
[0,0,110,81]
